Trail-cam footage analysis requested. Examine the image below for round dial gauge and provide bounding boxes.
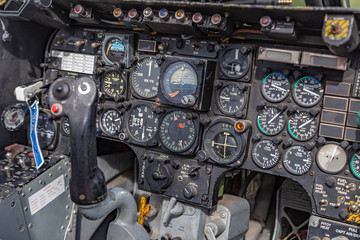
[292,76,324,107]
[100,109,122,136]
[283,146,313,175]
[252,140,281,169]
[131,57,160,98]
[104,38,126,64]
[350,152,360,179]
[257,107,285,136]
[288,111,317,141]
[159,110,196,152]
[261,72,290,103]
[61,117,70,136]
[220,48,250,79]
[1,105,26,131]
[162,62,198,104]
[316,144,347,174]
[217,84,246,115]
[37,111,56,148]
[127,104,158,143]
[102,71,125,99]
[203,121,245,165]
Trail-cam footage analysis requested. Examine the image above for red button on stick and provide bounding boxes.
[51,104,59,113]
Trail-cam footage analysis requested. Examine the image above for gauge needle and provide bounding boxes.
[303,88,319,97]
[299,118,314,129]
[168,91,179,97]
[141,126,145,140]
[268,112,281,124]
[329,147,337,163]
[220,96,230,100]
[271,84,287,92]
[148,61,152,76]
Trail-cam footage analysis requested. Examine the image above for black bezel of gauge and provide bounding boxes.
[219,46,252,80]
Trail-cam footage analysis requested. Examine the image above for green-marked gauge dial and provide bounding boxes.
[283,146,312,175]
[217,84,246,115]
[1,104,26,131]
[159,110,196,152]
[220,48,250,79]
[351,152,360,179]
[261,72,290,103]
[37,111,56,148]
[61,117,70,136]
[100,109,122,136]
[131,57,160,98]
[292,76,324,107]
[316,144,347,174]
[104,38,126,64]
[203,120,245,165]
[257,107,285,136]
[162,62,198,104]
[102,71,125,99]
[128,105,158,142]
[252,140,281,169]
[288,111,317,141]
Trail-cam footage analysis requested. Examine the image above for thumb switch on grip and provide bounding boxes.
[48,77,106,205]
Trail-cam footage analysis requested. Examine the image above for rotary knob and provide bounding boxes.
[183,185,197,199]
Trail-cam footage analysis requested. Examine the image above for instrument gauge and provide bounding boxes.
[288,111,317,141]
[1,104,26,131]
[261,72,290,103]
[102,71,126,99]
[131,57,160,99]
[283,146,313,175]
[104,38,126,64]
[161,62,198,104]
[292,76,324,107]
[220,48,250,79]
[127,104,158,143]
[159,110,196,153]
[257,107,285,136]
[61,117,70,136]
[350,152,360,179]
[252,140,281,169]
[217,83,246,115]
[203,120,246,165]
[100,109,122,136]
[316,144,347,174]
[36,111,56,149]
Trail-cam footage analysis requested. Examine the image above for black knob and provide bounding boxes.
[325,177,336,188]
[52,81,71,100]
[152,170,166,180]
[183,185,197,199]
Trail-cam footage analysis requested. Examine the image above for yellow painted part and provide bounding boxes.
[138,196,151,225]
[347,201,360,223]
[324,20,349,39]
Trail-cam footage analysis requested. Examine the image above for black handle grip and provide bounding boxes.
[49,77,106,205]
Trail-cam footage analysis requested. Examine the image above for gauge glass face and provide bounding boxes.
[162,62,198,104]
[105,38,126,64]
[288,111,317,141]
[128,105,158,142]
[220,48,249,79]
[261,72,290,102]
[37,112,56,148]
[159,110,196,152]
[100,109,122,136]
[61,117,70,136]
[293,76,324,107]
[212,132,237,159]
[316,144,347,174]
[2,106,25,131]
[351,152,360,179]
[257,107,285,136]
[283,146,312,175]
[102,71,125,99]
[131,57,160,98]
[217,84,245,114]
[252,140,281,169]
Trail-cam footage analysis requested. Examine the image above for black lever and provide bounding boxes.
[49,77,106,205]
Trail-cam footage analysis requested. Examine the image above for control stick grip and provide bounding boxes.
[49,77,106,205]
